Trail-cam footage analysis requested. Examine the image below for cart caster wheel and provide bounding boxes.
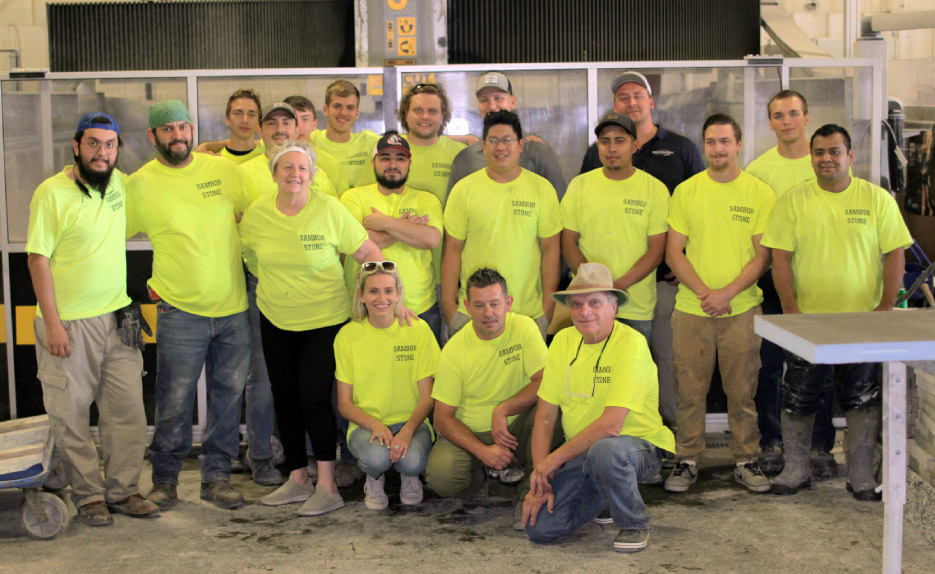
[21,492,70,539]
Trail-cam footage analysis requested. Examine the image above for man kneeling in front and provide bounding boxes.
[523,263,674,552]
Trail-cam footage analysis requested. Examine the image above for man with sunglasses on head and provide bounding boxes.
[447,72,566,199]
[523,263,673,553]
[341,132,444,340]
[442,110,562,340]
[426,268,549,525]
[27,113,160,526]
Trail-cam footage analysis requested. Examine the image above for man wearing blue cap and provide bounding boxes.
[127,100,252,510]
[27,112,159,525]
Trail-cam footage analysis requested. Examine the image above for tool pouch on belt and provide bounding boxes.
[115,301,152,351]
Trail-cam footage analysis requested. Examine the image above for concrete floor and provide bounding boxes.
[0,439,933,574]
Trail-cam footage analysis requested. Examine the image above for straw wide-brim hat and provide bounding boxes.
[551,262,629,307]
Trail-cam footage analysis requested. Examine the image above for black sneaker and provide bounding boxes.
[592,509,614,525]
[614,527,650,553]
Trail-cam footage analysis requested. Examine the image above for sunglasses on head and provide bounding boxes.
[361,261,397,272]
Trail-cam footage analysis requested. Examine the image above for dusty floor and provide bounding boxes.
[0,439,932,574]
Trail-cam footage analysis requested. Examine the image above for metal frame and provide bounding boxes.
[1,59,885,433]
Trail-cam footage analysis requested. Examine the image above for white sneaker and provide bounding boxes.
[364,474,389,510]
[399,475,423,506]
[498,467,524,485]
[259,476,315,506]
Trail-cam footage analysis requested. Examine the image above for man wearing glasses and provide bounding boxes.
[427,268,548,521]
[27,113,159,525]
[447,72,566,199]
[442,110,562,339]
[523,263,673,553]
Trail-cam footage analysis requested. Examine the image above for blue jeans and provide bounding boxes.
[418,304,443,344]
[348,422,432,478]
[149,301,250,484]
[527,435,661,543]
[617,318,652,342]
[246,273,276,460]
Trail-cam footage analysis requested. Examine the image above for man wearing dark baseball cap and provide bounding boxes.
[579,72,705,441]
[127,99,253,511]
[561,110,669,345]
[340,131,444,339]
[523,263,673,553]
[448,71,566,199]
[27,112,159,525]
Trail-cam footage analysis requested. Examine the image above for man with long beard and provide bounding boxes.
[27,113,159,526]
[127,100,252,510]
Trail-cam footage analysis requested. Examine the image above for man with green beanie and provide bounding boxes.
[127,100,253,510]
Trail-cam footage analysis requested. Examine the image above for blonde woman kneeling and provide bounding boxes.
[335,262,439,509]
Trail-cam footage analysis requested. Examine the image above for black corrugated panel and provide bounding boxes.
[47,1,354,72]
[448,0,760,63]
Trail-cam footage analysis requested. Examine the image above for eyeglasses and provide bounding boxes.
[484,136,518,146]
[564,324,614,398]
[81,139,118,152]
[362,261,396,272]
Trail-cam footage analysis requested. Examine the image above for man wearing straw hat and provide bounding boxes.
[523,263,674,553]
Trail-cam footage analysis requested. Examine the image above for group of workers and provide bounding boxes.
[25,69,912,553]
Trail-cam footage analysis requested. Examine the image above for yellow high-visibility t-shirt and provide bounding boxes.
[334,319,440,439]
[561,168,669,321]
[219,141,265,165]
[239,153,338,203]
[745,146,814,197]
[309,129,381,188]
[432,313,547,433]
[126,153,250,317]
[667,170,776,317]
[538,323,675,451]
[444,169,562,319]
[26,167,131,320]
[340,184,443,314]
[405,135,468,286]
[313,147,350,196]
[239,191,368,331]
[761,177,913,313]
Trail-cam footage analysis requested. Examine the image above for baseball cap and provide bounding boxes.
[75,112,120,136]
[148,100,192,129]
[261,101,297,123]
[475,72,513,96]
[373,131,411,158]
[610,71,653,96]
[594,111,636,138]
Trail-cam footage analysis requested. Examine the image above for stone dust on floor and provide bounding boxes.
[0,441,932,574]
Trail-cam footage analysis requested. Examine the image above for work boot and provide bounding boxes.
[810,450,839,481]
[200,479,245,509]
[146,482,178,510]
[770,412,814,495]
[249,454,284,487]
[757,445,785,475]
[845,406,882,501]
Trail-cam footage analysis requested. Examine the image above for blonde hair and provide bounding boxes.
[352,265,405,322]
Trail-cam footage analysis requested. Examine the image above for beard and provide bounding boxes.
[155,136,192,166]
[376,172,408,190]
[74,153,116,192]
